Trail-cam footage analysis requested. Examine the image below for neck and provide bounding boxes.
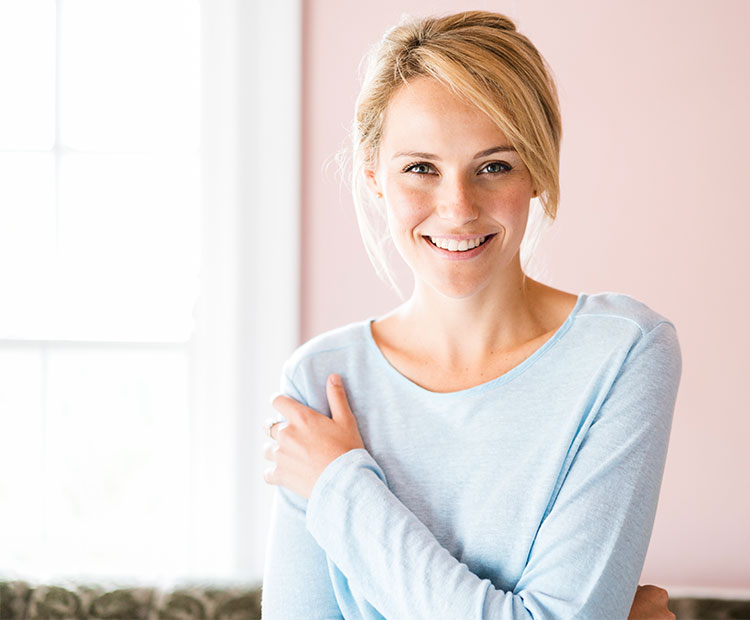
[395,262,547,370]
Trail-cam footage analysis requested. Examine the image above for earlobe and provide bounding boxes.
[364,168,383,200]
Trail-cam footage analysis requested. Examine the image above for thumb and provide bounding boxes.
[326,374,353,423]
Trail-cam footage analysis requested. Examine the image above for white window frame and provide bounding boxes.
[191,0,300,581]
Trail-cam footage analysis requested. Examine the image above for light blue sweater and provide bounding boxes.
[261,292,682,619]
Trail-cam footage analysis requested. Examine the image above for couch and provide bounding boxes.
[3,580,750,619]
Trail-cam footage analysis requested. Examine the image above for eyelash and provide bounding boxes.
[402,161,513,175]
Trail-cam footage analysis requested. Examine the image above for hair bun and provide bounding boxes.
[454,10,517,33]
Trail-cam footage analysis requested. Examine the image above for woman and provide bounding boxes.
[261,11,680,619]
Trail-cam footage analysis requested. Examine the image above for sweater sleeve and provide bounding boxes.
[304,321,682,619]
[260,369,344,620]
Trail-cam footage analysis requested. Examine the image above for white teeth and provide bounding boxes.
[428,235,488,252]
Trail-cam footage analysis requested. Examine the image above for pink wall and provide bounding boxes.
[301,0,750,588]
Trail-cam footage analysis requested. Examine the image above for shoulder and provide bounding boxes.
[280,318,373,397]
[575,291,681,378]
[577,291,677,337]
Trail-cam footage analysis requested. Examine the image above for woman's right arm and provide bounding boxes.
[260,371,344,620]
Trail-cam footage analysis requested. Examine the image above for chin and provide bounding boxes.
[427,274,491,300]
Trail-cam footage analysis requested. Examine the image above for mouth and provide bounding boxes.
[421,233,497,260]
[424,234,495,252]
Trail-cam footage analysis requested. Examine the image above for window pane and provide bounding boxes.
[0,153,57,339]
[0,346,45,575]
[0,153,56,271]
[55,152,202,341]
[0,0,56,150]
[60,0,200,153]
[42,346,191,580]
[0,152,201,342]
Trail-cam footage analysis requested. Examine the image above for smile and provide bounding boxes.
[426,235,492,252]
[422,234,496,260]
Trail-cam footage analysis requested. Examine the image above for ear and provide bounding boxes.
[364,167,383,200]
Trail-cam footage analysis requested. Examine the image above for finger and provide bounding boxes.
[271,420,289,441]
[263,417,285,441]
[262,416,279,436]
[270,394,307,421]
[263,464,279,485]
[262,441,278,462]
[326,373,353,423]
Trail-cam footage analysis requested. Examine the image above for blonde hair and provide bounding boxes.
[350,11,562,293]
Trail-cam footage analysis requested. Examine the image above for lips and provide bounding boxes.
[426,235,490,252]
[422,233,497,260]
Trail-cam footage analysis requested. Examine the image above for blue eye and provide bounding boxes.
[480,161,512,174]
[404,162,435,174]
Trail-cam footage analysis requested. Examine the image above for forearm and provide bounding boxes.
[306,450,539,619]
[306,439,672,619]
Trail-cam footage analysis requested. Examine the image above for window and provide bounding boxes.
[0,0,300,585]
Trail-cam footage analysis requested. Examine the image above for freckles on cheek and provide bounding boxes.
[388,185,431,219]
[485,186,532,217]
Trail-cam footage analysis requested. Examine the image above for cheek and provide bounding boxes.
[500,199,531,242]
[385,184,432,233]
[480,183,532,220]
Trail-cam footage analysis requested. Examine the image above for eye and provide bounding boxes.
[403,162,436,175]
[479,161,512,174]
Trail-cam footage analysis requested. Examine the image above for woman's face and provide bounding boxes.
[366,77,536,299]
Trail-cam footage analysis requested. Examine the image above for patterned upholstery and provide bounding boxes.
[0,581,261,620]
[667,596,750,619]
[4,580,750,619]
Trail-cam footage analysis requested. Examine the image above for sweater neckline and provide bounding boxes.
[363,292,588,398]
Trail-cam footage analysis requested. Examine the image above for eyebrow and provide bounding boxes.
[391,145,517,160]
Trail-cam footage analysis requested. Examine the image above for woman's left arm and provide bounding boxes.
[265,322,681,619]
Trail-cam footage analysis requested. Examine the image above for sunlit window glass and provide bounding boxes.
[0,0,201,583]
[0,0,56,150]
[60,0,200,153]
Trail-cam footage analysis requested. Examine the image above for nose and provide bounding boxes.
[436,174,479,225]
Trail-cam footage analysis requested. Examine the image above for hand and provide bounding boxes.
[262,373,366,499]
[628,584,675,620]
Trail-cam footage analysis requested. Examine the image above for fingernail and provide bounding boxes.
[329,374,342,386]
